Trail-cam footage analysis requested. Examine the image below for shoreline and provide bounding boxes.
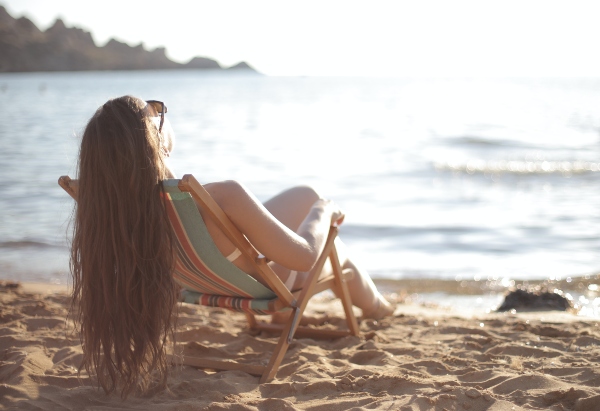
[6,271,599,292]
[3,273,599,318]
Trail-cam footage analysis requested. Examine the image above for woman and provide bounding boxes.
[71,95,393,398]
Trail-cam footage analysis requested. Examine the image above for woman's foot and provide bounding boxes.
[363,297,395,320]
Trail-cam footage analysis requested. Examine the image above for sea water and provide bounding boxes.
[0,71,599,314]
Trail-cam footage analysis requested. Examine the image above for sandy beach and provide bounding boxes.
[1,281,599,411]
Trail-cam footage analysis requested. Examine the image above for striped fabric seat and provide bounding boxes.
[162,180,278,314]
[179,290,278,314]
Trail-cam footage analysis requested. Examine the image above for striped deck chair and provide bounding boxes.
[59,174,360,383]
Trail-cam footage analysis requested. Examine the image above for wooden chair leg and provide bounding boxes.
[330,245,360,336]
[259,307,299,383]
[260,229,361,382]
[245,312,258,329]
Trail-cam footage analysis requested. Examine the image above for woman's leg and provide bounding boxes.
[332,238,395,320]
[262,185,320,288]
[263,185,321,232]
[264,186,394,319]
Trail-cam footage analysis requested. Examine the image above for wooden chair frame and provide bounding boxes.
[59,174,360,383]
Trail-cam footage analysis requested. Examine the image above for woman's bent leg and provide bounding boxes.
[264,186,394,319]
[263,186,320,231]
[263,186,320,286]
[333,238,395,320]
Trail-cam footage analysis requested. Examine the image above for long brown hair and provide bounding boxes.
[70,95,177,398]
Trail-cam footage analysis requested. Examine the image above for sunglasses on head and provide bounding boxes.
[146,100,168,133]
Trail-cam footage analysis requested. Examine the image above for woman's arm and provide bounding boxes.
[203,180,343,272]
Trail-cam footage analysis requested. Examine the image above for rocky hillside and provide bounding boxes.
[0,5,256,73]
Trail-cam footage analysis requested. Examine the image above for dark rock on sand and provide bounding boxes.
[497,288,573,312]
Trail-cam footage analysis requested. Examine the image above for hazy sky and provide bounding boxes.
[3,0,600,76]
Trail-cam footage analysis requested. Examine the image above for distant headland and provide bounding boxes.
[0,5,258,73]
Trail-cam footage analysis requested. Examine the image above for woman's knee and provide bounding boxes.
[263,185,322,230]
[286,185,320,203]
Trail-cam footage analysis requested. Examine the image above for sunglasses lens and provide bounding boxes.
[147,101,162,115]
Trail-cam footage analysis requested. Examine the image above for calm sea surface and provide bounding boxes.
[0,71,599,313]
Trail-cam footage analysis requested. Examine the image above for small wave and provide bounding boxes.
[0,240,65,249]
[451,136,516,147]
[444,135,543,149]
[435,160,600,175]
[340,224,486,238]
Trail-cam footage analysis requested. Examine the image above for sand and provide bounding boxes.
[1,281,599,411]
